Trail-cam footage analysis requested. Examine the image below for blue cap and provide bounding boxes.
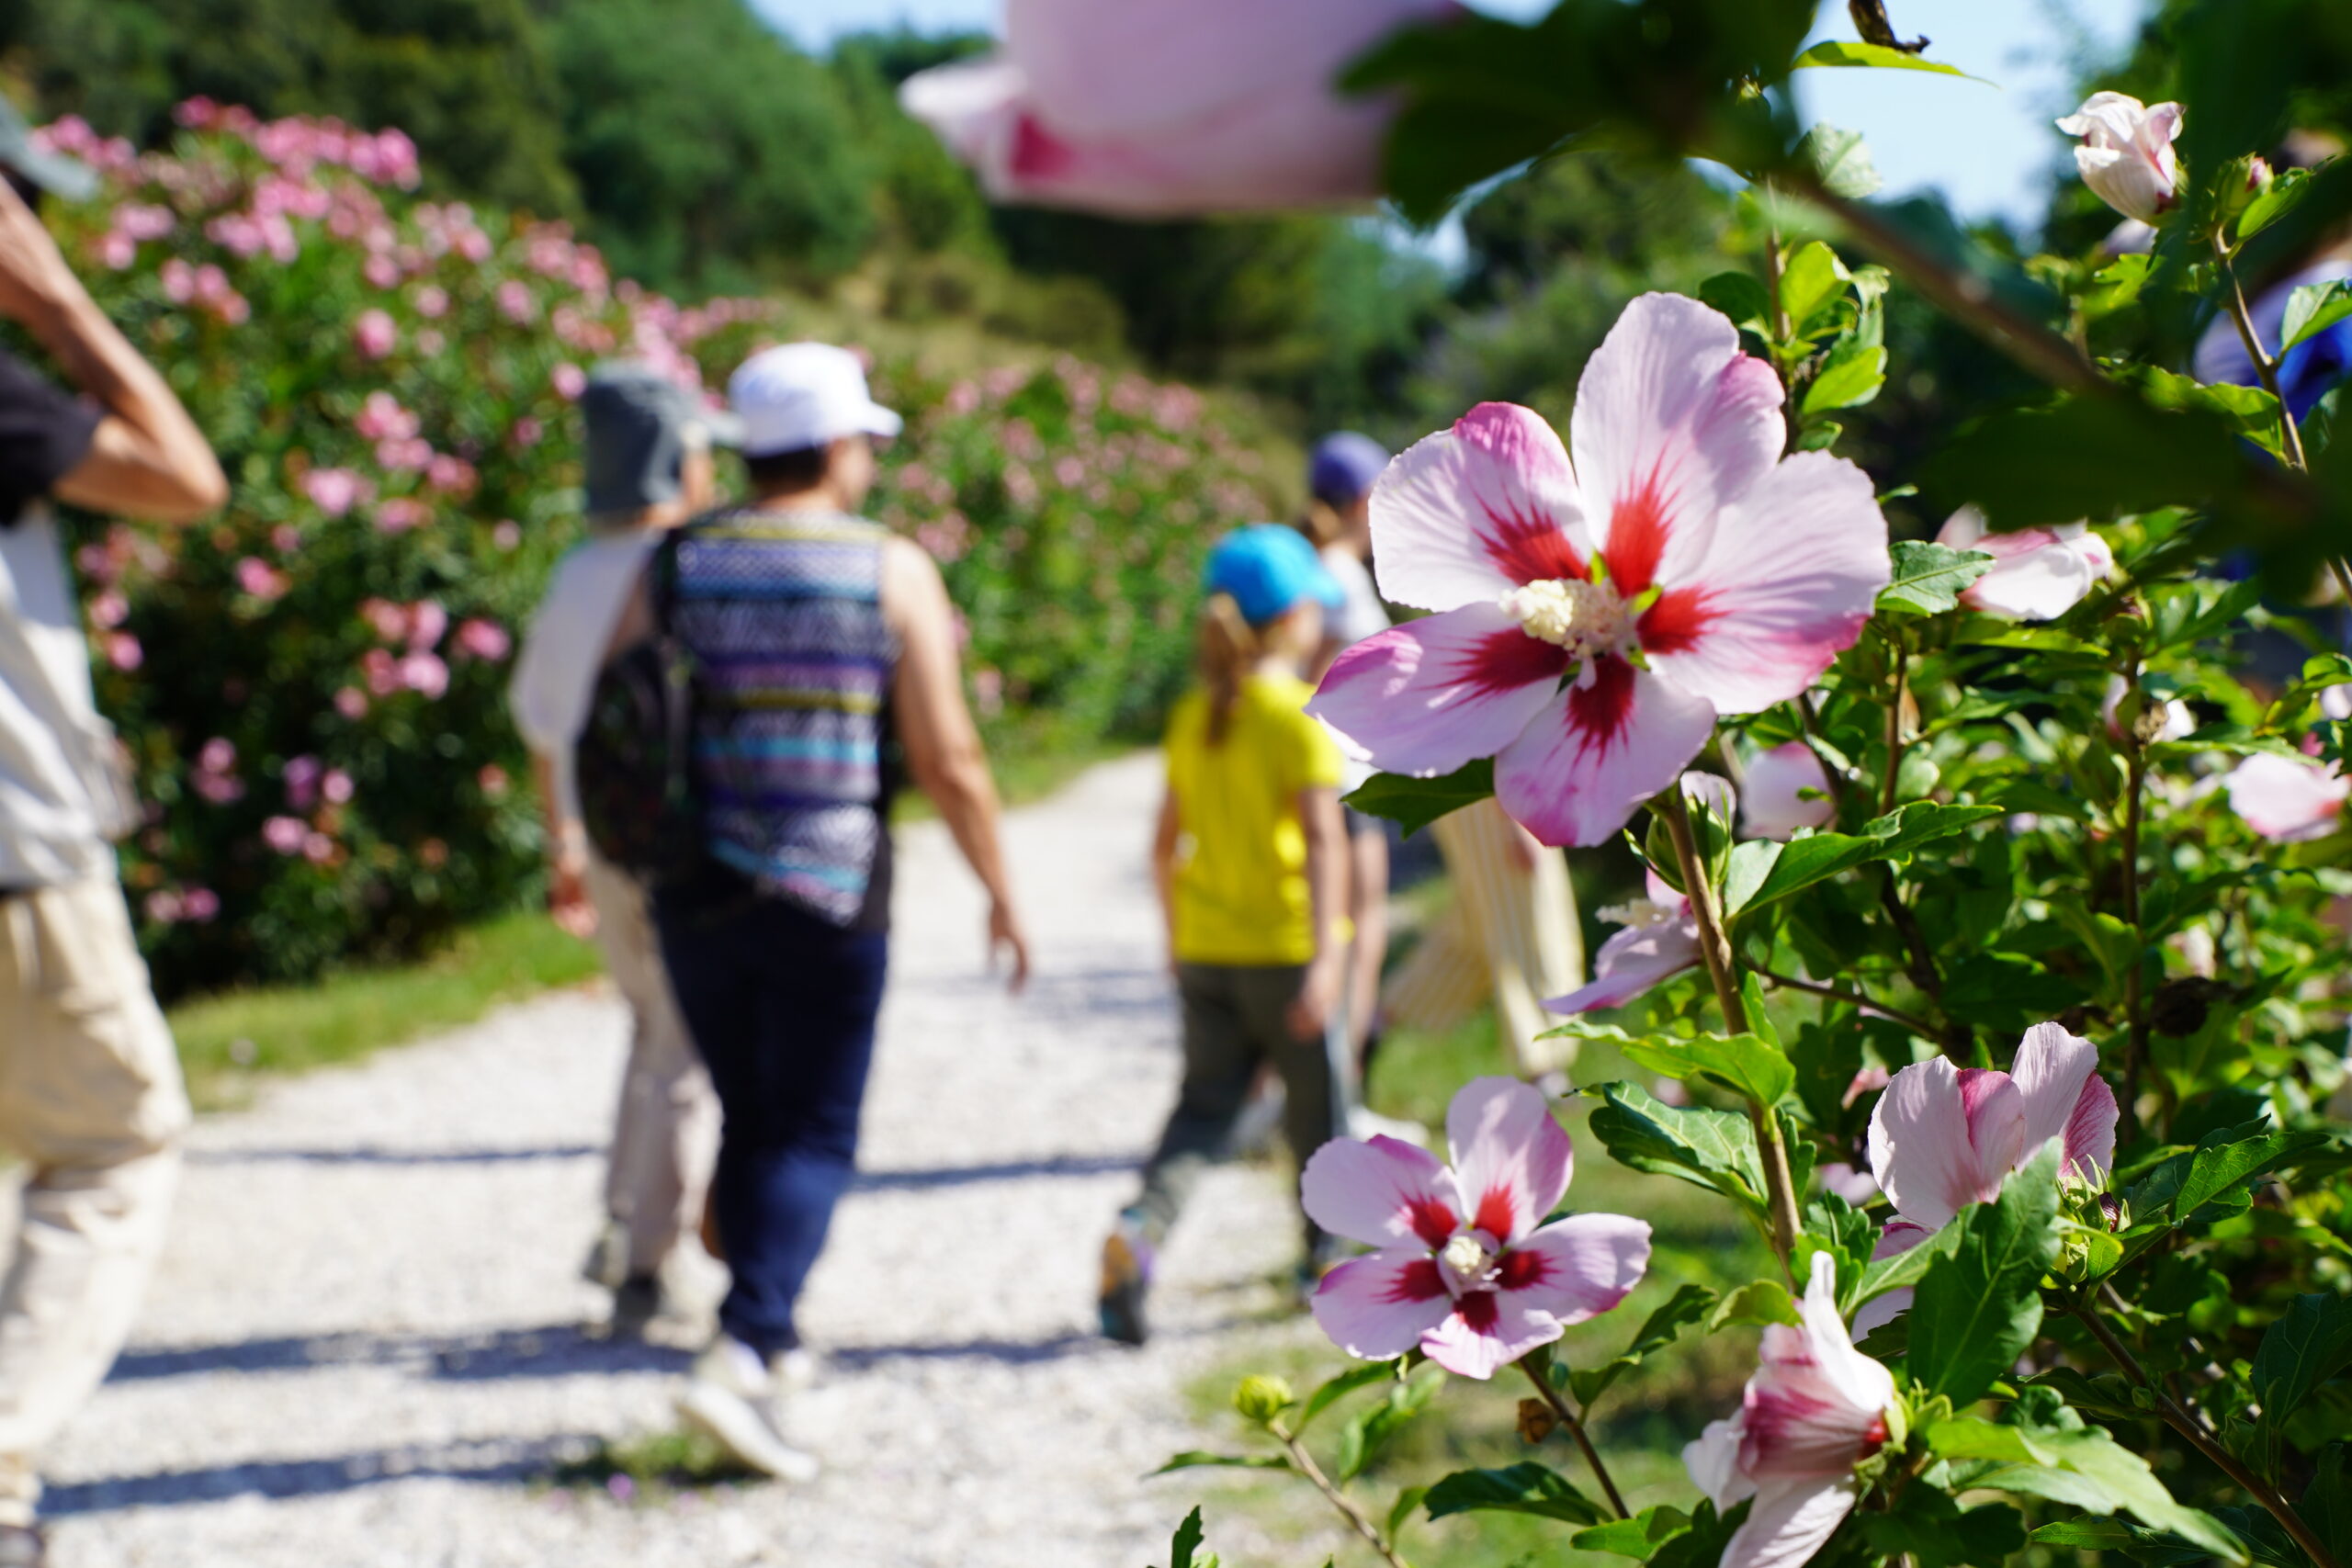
[1307,432,1390,508]
[1204,525,1345,627]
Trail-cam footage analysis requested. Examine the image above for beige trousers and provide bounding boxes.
[1383,798,1585,1076]
[0,874,187,1528]
[583,853,718,1280]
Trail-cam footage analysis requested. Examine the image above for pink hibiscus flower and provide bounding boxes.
[1935,508,2112,622]
[1855,1022,2118,1334]
[1684,1252,1894,1568]
[1307,294,1889,845]
[2224,751,2349,842]
[1546,868,1700,1015]
[1740,741,1835,840]
[1299,1077,1650,1380]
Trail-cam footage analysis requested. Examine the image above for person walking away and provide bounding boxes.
[0,107,228,1568]
[630,343,1032,1480]
[1296,434,1407,1116]
[508,363,734,1337]
[1100,525,1350,1346]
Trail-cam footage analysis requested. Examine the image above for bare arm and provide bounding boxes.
[1151,786,1182,977]
[883,536,1030,990]
[0,182,225,523]
[529,750,596,939]
[1287,784,1347,1041]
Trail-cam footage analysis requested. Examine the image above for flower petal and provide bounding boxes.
[1370,402,1595,611]
[1544,919,1701,1014]
[1496,1213,1652,1325]
[1961,534,2106,621]
[1495,657,1717,847]
[2007,1021,2119,1183]
[1793,1251,1895,1419]
[1740,741,1836,840]
[1306,604,1566,778]
[1865,1057,2027,1233]
[1300,1133,1463,1249]
[1720,1479,1862,1568]
[1310,1244,1455,1360]
[1638,451,1889,715]
[1418,1288,1560,1380]
[1685,1415,1756,1510]
[1445,1077,1572,1243]
[2225,752,2351,841]
[1572,293,1786,598]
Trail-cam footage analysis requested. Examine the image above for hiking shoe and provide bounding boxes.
[581,1221,630,1291]
[0,1524,43,1568]
[1098,1218,1154,1347]
[608,1275,663,1340]
[675,1336,820,1483]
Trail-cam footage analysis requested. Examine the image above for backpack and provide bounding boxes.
[575,535,703,885]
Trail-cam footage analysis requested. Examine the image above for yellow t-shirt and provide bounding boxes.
[1165,671,1345,966]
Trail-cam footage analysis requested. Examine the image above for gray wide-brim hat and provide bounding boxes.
[0,96,98,203]
[581,363,744,521]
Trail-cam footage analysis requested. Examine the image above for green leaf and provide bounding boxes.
[1968,1424,2249,1563]
[1573,1505,1694,1558]
[1780,241,1850,336]
[1877,540,1995,616]
[1344,760,1493,837]
[1152,1451,1292,1476]
[2237,165,2312,242]
[1792,39,1973,76]
[1619,1032,1796,1109]
[2132,1127,2335,1225]
[1568,1282,1719,1406]
[1802,1193,1879,1316]
[1854,1211,1962,1306]
[1727,802,2006,914]
[1295,1360,1398,1434]
[1423,1462,1608,1527]
[1859,1493,2028,1568]
[1710,1279,1802,1330]
[1166,1506,1214,1568]
[1386,1486,1429,1543]
[1804,336,1887,414]
[1584,1080,1766,1210]
[1907,1142,2063,1406]
[2282,278,2352,356]
[1701,271,1774,336]
[1796,122,1881,200]
[1337,1368,1443,1483]
[2030,1517,2137,1551]
[2250,1292,2352,1430]
[1923,394,2242,533]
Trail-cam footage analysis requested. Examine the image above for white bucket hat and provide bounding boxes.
[728,343,903,458]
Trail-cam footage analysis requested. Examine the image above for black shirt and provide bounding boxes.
[0,347,101,523]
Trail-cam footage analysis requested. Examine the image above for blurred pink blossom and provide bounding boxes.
[359,598,408,642]
[363,254,401,289]
[284,755,322,811]
[234,557,290,600]
[399,651,449,699]
[425,455,477,496]
[374,498,430,536]
[334,686,368,720]
[354,309,397,360]
[454,618,510,660]
[182,887,220,922]
[405,601,448,652]
[160,258,197,303]
[271,525,302,554]
[144,891,184,923]
[362,648,401,696]
[355,391,417,442]
[263,816,308,855]
[496,280,537,323]
[301,467,372,517]
[89,591,128,629]
[105,633,143,671]
[492,520,523,552]
[98,232,136,270]
[303,832,337,865]
[478,764,509,799]
[552,363,587,400]
[375,437,431,472]
[413,285,449,319]
[323,768,356,805]
[510,417,543,449]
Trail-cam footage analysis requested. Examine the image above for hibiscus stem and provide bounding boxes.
[1655,789,1804,1267]
[2118,655,2151,1146]
[2070,1294,2342,1568]
[1755,966,1936,1038]
[1269,1418,1415,1568]
[1880,631,1909,818]
[2211,234,2311,474]
[1519,1360,1633,1519]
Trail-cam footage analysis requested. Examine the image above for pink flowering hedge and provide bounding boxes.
[34,107,1281,997]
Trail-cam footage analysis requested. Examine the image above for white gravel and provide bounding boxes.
[35,754,1331,1568]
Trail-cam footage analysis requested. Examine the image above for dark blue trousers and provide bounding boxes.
[654,894,889,1356]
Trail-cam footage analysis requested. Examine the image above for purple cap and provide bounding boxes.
[1307,432,1390,507]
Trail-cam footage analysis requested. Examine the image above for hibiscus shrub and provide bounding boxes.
[33,107,1280,998]
[1104,9,2352,1568]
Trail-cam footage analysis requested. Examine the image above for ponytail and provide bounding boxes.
[1296,500,1347,550]
[1197,592,1259,746]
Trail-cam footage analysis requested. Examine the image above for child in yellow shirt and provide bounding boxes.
[1101,525,1349,1346]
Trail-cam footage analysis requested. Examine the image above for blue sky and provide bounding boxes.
[758,0,2146,228]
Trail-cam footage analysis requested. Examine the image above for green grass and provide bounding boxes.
[167,908,605,1109]
[1170,1000,1773,1568]
[547,1428,758,1506]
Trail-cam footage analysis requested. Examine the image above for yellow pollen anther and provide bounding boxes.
[1441,1233,1493,1281]
[1501,577,1631,659]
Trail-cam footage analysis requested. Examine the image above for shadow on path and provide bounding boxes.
[183,1147,1146,1189]
[44,1436,597,1517]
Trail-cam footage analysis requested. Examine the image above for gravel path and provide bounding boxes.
[38,754,1329,1567]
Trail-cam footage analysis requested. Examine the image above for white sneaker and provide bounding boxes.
[675,1337,820,1483]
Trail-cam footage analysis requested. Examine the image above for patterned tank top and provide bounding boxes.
[668,508,899,929]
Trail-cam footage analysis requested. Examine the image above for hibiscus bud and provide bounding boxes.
[2057,93,2182,225]
[1517,1397,1558,1445]
[2098,1192,2127,1232]
[1232,1375,1294,1425]
[2132,699,2174,747]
